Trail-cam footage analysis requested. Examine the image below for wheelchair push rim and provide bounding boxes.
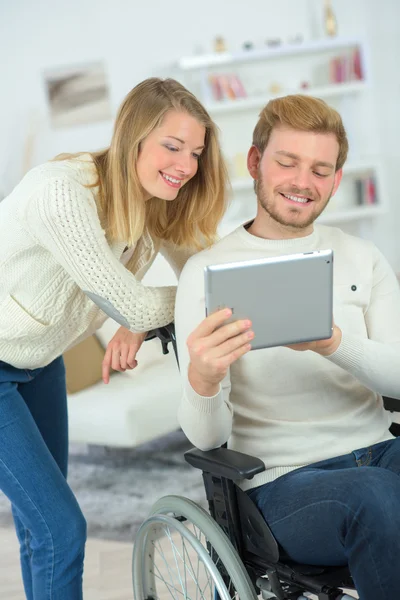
[132,495,258,600]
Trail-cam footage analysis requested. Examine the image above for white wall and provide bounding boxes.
[0,0,399,269]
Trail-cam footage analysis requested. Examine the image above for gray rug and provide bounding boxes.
[0,430,208,542]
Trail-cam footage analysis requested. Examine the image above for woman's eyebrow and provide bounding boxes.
[165,135,205,150]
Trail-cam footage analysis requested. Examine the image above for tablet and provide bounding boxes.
[204,249,333,350]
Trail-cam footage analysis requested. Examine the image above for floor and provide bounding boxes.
[0,526,133,600]
[0,525,358,599]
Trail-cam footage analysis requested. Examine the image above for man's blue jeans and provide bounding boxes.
[0,357,86,599]
[248,437,400,600]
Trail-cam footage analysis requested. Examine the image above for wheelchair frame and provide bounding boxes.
[137,323,400,600]
[185,446,356,600]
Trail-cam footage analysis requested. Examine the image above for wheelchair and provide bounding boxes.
[133,323,400,600]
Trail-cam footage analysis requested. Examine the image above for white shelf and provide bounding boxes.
[230,160,378,193]
[206,81,366,115]
[175,37,363,71]
[342,161,378,176]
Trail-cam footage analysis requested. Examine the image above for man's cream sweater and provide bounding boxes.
[175,224,400,490]
[0,155,191,369]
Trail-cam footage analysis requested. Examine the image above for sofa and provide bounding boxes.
[67,253,183,448]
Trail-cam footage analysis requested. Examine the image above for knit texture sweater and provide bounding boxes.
[175,224,400,491]
[0,155,192,369]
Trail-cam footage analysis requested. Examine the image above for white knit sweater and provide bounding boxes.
[175,224,400,491]
[0,155,193,369]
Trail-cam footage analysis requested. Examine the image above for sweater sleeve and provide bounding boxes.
[175,254,234,451]
[327,245,400,399]
[24,176,176,332]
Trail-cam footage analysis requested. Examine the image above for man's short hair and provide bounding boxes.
[252,95,349,171]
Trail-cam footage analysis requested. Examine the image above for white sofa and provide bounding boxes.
[67,254,183,448]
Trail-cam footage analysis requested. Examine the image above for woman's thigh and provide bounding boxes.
[18,357,68,477]
[0,371,82,545]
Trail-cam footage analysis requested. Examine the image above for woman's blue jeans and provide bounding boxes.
[248,437,400,600]
[0,357,86,599]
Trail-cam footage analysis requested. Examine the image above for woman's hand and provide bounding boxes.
[102,327,147,384]
[286,324,342,356]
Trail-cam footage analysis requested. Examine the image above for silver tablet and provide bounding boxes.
[204,249,333,350]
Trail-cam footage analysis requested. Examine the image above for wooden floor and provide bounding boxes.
[0,527,134,600]
[0,525,358,599]
[0,525,236,599]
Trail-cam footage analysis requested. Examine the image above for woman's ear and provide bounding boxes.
[247,145,261,180]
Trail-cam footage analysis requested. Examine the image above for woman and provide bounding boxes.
[0,77,228,599]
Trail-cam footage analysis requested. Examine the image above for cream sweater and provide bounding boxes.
[0,155,193,369]
[175,224,400,491]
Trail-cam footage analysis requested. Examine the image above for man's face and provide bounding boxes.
[248,126,342,231]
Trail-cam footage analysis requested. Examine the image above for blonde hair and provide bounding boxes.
[253,95,348,170]
[56,78,228,249]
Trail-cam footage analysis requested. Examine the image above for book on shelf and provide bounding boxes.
[329,48,363,84]
[355,175,377,205]
[206,47,363,103]
[208,73,247,101]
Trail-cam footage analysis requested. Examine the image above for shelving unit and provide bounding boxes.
[165,36,386,229]
[205,80,367,116]
[174,37,367,72]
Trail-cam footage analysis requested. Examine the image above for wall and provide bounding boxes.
[0,0,399,269]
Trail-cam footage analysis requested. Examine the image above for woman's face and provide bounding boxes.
[137,110,206,201]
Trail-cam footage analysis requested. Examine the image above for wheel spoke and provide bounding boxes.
[180,535,205,600]
[169,533,210,600]
[192,525,209,600]
[152,526,214,599]
[174,522,236,600]
[152,569,182,598]
[188,523,226,599]
[133,500,257,600]
[165,526,186,596]
[152,535,180,598]
[179,536,188,599]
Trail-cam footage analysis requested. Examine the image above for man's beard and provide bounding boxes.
[257,174,333,230]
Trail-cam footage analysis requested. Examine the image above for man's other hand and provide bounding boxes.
[286,324,342,356]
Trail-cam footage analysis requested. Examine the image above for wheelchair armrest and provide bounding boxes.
[383,396,400,413]
[184,446,265,481]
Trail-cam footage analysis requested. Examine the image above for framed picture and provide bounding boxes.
[44,61,112,129]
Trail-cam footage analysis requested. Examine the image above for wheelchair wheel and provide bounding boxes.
[132,495,258,599]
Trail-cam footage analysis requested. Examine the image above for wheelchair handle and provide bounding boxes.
[145,322,179,367]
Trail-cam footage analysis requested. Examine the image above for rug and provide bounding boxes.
[0,430,208,542]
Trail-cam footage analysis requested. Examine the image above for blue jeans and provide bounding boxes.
[248,437,400,600]
[0,358,86,599]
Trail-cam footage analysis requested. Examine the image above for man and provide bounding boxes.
[175,94,400,600]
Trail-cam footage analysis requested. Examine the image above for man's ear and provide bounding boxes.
[247,145,261,180]
[330,168,343,197]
